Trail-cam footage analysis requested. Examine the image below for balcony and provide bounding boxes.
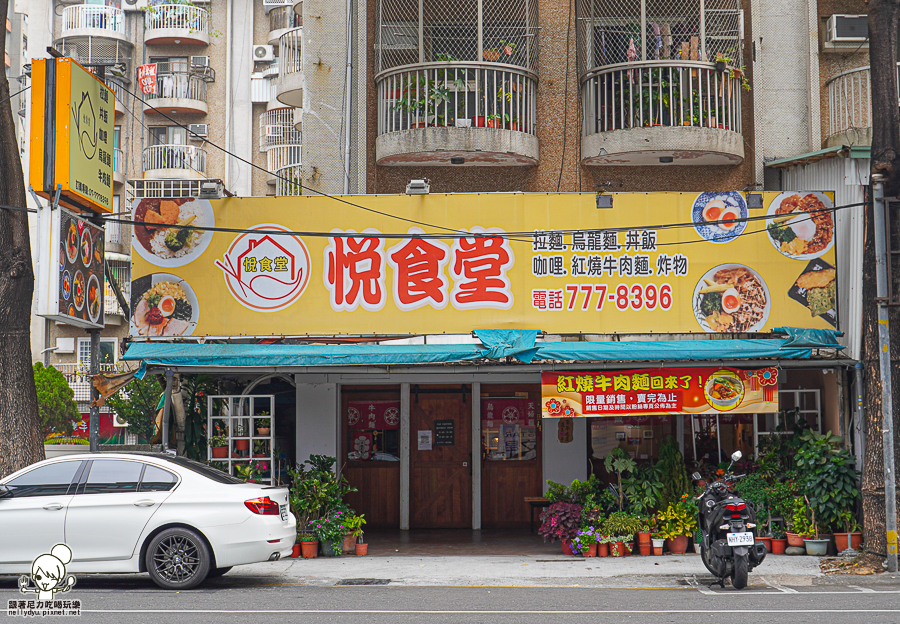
[56,363,121,404]
[824,64,889,148]
[576,0,745,165]
[142,69,208,115]
[376,64,538,165]
[144,4,209,46]
[580,62,744,165]
[54,36,131,67]
[104,77,126,117]
[276,27,303,108]
[113,147,124,186]
[268,4,302,47]
[276,164,303,196]
[142,144,207,179]
[266,145,302,185]
[60,5,126,42]
[373,0,540,166]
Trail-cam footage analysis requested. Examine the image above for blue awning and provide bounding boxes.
[124,328,843,370]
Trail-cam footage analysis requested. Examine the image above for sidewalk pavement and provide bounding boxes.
[234,553,825,588]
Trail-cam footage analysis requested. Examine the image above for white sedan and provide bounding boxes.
[0,452,296,589]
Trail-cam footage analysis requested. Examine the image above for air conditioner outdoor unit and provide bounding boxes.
[122,0,150,11]
[263,0,292,9]
[188,123,208,137]
[253,45,276,62]
[190,56,210,68]
[265,124,284,137]
[826,14,868,42]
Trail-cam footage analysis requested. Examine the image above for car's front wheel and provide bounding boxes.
[146,527,211,590]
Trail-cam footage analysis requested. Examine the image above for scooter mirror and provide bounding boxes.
[692,472,702,480]
[731,450,742,462]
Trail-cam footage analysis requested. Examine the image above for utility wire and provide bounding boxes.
[0,84,30,106]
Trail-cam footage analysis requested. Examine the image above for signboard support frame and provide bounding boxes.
[88,329,100,452]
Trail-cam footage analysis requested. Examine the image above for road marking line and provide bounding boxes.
[849,585,877,593]
[758,576,798,593]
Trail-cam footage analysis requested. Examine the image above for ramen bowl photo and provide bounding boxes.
[703,371,745,411]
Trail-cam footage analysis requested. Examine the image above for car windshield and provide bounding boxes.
[158,456,245,484]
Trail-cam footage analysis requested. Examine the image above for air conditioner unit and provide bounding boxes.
[253,45,276,62]
[190,56,210,68]
[122,0,150,11]
[263,0,292,9]
[265,124,284,137]
[826,14,868,42]
[188,123,208,137]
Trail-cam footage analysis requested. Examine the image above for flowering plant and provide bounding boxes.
[538,502,583,543]
[657,495,698,539]
[234,461,268,482]
[310,510,350,550]
[571,526,600,553]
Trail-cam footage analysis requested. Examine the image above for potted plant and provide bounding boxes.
[538,502,583,554]
[486,113,502,129]
[347,513,368,555]
[288,455,358,552]
[314,511,350,556]
[601,511,643,557]
[636,516,655,556]
[342,512,362,553]
[651,531,666,555]
[605,449,637,512]
[597,534,611,557]
[657,495,698,554]
[299,532,319,559]
[234,421,249,452]
[208,433,228,458]
[834,510,863,552]
[573,526,599,557]
[770,524,787,555]
[253,439,269,458]
[483,47,500,61]
[796,496,829,556]
[255,415,270,436]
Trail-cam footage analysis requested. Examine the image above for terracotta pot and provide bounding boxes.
[597,543,609,557]
[256,427,270,436]
[342,533,355,553]
[486,118,501,128]
[624,543,633,556]
[771,538,787,554]
[653,545,663,555]
[562,540,574,556]
[833,532,863,551]
[665,535,689,554]
[211,446,227,458]
[235,439,250,451]
[637,532,652,556]
[355,543,368,556]
[474,115,486,127]
[509,122,520,131]
[411,121,428,129]
[610,542,625,557]
[300,541,319,558]
[291,544,301,558]
[756,537,772,553]
[786,532,805,548]
[483,49,500,61]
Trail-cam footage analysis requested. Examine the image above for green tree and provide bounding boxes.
[657,436,690,506]
[179,374,217,460]
[32,363,79,435]
[106,376,163,442]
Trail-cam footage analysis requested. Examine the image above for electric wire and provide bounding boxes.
[0,84,30,106]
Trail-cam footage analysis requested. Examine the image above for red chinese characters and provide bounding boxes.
[387,228,450,311]
[450,227,514,310]
[324,229,387,311]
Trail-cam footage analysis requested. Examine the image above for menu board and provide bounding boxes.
[434,420,455,446]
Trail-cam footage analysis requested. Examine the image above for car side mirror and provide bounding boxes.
[692,472,702,480]
[731,450,742,462]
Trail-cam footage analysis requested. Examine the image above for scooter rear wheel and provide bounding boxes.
[732,555,748,589]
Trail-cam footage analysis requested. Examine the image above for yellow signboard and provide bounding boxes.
[30,58,114,214]
[128,192,838,338]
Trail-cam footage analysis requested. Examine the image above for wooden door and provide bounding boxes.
[410,387,471,528]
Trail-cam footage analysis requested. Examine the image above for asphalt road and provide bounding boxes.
[3,575,900,623]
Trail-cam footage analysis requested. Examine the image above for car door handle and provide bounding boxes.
[43,503,64,511]
[133,500,156,507]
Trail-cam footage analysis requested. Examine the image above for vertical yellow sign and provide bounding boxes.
[29,58,114,214]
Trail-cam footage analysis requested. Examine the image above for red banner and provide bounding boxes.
[481,398,537,428]
[347,400,400,430]
[138,63,157,95]
[542,367,779,418]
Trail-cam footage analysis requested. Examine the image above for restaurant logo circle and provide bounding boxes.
[215,224,311,312]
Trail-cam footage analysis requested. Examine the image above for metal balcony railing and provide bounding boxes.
[267,145,302,177]
[278,27,302,77]
[275,164,303,196]
[581,61,742,135]
[142,144,207,175]
[55,363,122,404]
[269,5,302,33]
[103,77,125,105]
[825,64,895,139]
[61,5,125,35]
[260,108,302,151]
[113,147,123,175]
[145,4,209,35]
[376,63,537,135]
[142,72,207,102]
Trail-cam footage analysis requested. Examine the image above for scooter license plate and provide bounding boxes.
[726,532,754,546]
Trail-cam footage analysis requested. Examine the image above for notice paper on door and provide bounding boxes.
[417,430,433,451]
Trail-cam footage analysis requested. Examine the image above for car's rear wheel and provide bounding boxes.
[146,527,211,590]
[207,566,232,578]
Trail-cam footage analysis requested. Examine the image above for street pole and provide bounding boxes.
[872,176,898,572]
[88,328,100,452]
[161,369,173,451]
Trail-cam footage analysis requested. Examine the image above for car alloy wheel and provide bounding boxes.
[146,527,211,590]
